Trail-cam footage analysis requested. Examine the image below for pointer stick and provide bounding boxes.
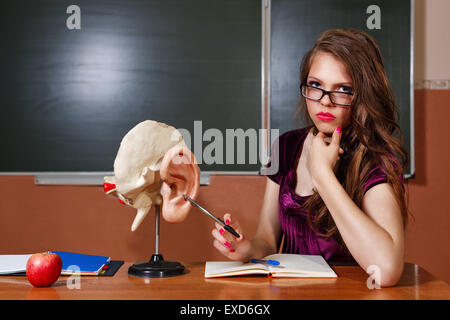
[183,194,241,238]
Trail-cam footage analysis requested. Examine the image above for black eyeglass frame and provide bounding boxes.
[300,83,354,107]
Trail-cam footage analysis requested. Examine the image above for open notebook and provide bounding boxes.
[205,254,337,279]
[0,254,33,274]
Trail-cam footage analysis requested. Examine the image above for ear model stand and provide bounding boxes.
[128,205,185,278]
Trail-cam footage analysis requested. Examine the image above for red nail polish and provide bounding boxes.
[224,241,231,248]
[219,228,224,235]
[230,249,235,253]
[225,219,230,225]
[336,126,341,133]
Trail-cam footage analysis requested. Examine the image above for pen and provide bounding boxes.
[250,259,280,266]
[183,194,241,238]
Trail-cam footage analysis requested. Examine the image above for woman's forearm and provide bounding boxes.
[312,169,404,286]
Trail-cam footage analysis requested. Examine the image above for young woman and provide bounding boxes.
[211,29,409,287]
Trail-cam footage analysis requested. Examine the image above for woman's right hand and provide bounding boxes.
[211,213,252,260]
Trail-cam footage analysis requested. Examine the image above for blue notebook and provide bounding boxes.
[51,251,110,275]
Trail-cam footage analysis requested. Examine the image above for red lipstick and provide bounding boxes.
[317,112,336,121]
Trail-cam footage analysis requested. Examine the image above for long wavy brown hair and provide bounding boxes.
[295,29,410,247]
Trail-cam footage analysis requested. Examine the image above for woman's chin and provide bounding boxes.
[315,123,336,136]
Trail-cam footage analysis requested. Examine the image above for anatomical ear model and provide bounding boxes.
[103,120,200,278]
[104,120,200,231]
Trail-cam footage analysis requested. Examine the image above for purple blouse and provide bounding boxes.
[268,127,391,263]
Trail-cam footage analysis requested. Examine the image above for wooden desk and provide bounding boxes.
[0,262,448,300]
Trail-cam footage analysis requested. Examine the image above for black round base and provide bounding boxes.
[128,254,185,278]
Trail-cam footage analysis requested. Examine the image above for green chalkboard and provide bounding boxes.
[270,0,414,177]
[0,0,262,173]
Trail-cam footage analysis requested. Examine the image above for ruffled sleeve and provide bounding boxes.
[363,165,388,194]
[363,153,404,194]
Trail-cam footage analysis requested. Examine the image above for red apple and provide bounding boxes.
[26,252,62,287]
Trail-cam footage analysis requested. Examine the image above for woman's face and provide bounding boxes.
[305,51,352,136]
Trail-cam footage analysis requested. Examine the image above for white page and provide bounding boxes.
[205,261,268,277]
[265,254,336,275]
[0,254,33,274]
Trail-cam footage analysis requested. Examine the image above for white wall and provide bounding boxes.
[414,0,450,87]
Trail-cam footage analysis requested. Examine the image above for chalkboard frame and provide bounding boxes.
[0,0,415,184]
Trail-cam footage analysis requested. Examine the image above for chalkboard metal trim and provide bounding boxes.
[33,172,113,185]
[31,172,214,186]
[409,0,415,179]
[204,171,259,175]
[261,0,272,176]
[0,171,259,186]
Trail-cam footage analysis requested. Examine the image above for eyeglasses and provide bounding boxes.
[300,84,353,107]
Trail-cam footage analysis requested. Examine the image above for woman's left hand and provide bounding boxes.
[307,126,344,183]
